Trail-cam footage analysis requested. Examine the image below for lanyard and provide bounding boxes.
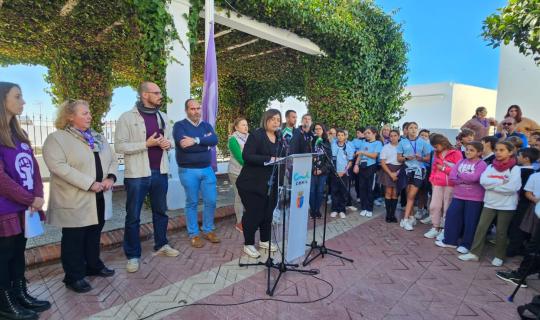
[408,139,418,155]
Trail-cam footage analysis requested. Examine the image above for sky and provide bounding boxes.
[0,0,507,120]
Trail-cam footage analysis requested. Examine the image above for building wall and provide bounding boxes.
[399,83,453,130]
[495,44,540,122]
[451,84,497,129]
[399,82,497,134]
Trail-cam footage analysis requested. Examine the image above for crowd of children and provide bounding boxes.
[321,107,540,282]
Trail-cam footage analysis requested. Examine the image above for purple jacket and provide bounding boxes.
[449,158,488,202]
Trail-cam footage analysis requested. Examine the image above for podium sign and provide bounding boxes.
[286,154,312,261]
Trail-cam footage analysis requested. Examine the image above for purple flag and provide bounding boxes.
[202,22,218,171]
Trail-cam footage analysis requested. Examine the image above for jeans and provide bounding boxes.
[179,166,217,238]
[123,169,169,259]
[310,174,327,215]
[443,198,483,249]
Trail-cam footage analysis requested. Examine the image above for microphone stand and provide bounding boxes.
[303,141,354,266]
[239,129,318,297]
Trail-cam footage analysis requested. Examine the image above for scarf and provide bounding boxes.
[65,126,102,152]
[492,157,517,172]
[136,100,159,114]
[233,131,248,145]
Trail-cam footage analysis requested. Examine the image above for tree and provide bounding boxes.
[483,0,540,65]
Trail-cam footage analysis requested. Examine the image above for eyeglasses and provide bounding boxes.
[502,122,513,126]
[147,91,162,96]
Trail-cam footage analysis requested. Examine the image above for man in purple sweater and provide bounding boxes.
[173,99,219,248]
[115,82,180,273]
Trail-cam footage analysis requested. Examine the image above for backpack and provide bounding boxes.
[518,295,540,319]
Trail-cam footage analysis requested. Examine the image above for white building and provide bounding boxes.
[495,44,540,121]
[398,82,497,138]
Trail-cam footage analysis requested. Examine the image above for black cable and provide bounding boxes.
[137,274,334,320]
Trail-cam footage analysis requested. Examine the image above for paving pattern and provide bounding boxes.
[26,209,539,320]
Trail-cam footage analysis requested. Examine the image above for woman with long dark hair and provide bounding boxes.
[497,105,540,137]
[236,109,285,258]
[0,82,51,320]
[309,123,331,218]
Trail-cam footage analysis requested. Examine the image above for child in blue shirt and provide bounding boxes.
[396,122,432,230]
[331,129,355,218]
[353,127,382,217]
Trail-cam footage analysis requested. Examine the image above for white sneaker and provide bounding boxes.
[360,210,367,216]
[126,258,140,273]
[420,216,432,224]
[403,219,414,231]
[339,212,346,219]
[156,244,180,257]
[399,219,406,228]
[424,228,440,239]
[435,240,457,248]
[491,257,503,267]
[414,209,424,220]
[330,211,338,218]
[457,246,469,254]
[365,211,373,217]
[243,245,261,258]
[346,206,358,212]
[409,216,417,226]
[436,230,445,241]
[458,253,479,261]
[259,241,277,252]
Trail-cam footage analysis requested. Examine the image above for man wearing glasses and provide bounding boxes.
[115,81,180,273]
[496,116,529,147]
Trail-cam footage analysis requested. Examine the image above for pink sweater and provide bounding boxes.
[449,158,488,202]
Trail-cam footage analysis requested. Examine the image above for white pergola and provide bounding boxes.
[165,0,323,209]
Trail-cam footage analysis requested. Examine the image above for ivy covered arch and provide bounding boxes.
[0,0,408,152]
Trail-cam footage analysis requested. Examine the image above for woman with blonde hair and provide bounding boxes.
[380,124,392,144]
[227,117,249,232]
[43,100,118,293]
[0,82,50,319]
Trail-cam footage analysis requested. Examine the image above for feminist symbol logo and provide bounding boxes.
[15,152,34,190]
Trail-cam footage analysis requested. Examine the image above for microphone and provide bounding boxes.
[315,137,323,146]
[275,128,282,139]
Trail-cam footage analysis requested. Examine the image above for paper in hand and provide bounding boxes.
[25,210,44,238]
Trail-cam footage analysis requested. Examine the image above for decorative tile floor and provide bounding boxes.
[26,210,537,320]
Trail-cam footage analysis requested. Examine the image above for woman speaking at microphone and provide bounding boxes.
[236,109,285,259]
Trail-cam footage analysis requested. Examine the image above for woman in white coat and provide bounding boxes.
[43,100,118,293]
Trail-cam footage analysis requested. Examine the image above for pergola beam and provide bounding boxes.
[196,28,233,44]
[200,7,324,56]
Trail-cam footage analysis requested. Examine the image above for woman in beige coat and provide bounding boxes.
[43,100,118,293]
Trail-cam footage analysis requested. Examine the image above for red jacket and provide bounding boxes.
[429,149,463,187]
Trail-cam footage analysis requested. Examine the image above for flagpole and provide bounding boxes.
[205,0,214,54]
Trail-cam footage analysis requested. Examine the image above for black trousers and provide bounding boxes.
[240,189,276,246]
[61,194,105,284]
[358,164,377,211]
[518,223,540,276]
[331,174,349,213]
[0,232,26,289]
[507,202,531,256]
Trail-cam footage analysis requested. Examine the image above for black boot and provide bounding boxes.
[12,279,51,313]
[0,289,38,320]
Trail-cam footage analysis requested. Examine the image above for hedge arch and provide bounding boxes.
[1,0,408,149]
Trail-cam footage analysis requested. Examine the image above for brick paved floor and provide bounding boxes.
[26,210,539,320]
